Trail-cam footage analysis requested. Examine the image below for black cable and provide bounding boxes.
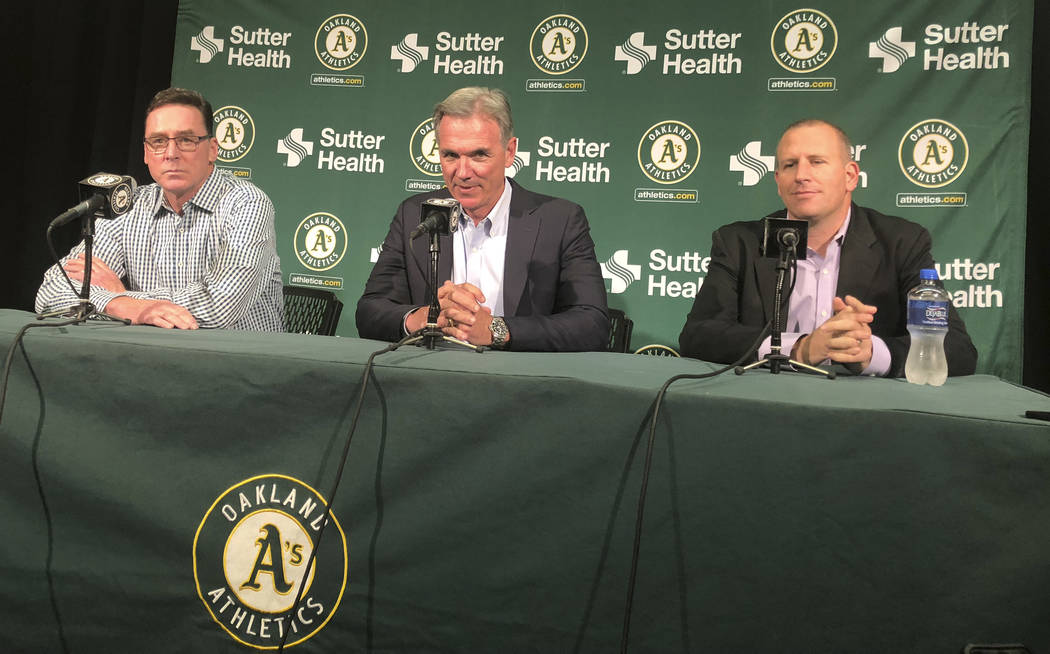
[0,319,81,429]
[619,321,772,654]
[619,249,807,650]
[21,337,72,654]
[0,319,82,654]
[45,221,83,299]
[276,334,411,652]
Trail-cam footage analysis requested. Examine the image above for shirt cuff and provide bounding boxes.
[860,336,892,376]
[93,289,120,311]
[402,306,426,335]
[758,332,805,362]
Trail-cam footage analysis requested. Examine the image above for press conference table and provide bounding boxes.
[1,309,1048,653]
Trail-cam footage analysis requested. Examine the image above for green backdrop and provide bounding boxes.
[172,0,1032,380]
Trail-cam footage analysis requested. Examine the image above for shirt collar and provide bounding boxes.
[834,205,852,244]
[806,205,852,256]
[459,178,512,236]
[150,166,224,217]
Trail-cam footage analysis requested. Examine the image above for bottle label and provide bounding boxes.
[908,300,949,327]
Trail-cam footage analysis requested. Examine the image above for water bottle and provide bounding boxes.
[905,268,950,386]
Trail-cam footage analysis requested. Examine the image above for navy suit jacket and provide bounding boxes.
[679,204,978,376]
[356,180,609,352]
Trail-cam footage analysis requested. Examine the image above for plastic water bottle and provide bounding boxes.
[905,268,950,386]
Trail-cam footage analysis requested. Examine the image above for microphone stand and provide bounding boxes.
[735,238,834,378]
[401,228,481,352]
[37,212,130,325]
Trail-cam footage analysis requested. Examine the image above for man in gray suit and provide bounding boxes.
[680,119,977,376]
[356,87,609,351]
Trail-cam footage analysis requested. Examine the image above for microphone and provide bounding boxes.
[51,173,137,228]
[761,216,808,260]
[777,227,799,248]
[410,198,461,240]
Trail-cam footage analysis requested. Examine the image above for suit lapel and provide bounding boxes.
[755,256,780,322]
[503,180,539,317]
[837,204,879,299]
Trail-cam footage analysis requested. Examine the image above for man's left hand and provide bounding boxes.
[445,305,495,346]
[795,295,876,372]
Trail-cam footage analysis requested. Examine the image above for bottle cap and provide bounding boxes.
[919,268,939,280]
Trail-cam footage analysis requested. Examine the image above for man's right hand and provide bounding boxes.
[404,281,485,334]
[106,296,199,329]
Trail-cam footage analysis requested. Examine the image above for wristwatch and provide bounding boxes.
[489,316,509,349]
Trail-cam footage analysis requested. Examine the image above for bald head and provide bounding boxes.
[775,119,852,169]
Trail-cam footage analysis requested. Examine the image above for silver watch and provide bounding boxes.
[489,316,509,349]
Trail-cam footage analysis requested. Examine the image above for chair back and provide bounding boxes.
[608,308,634,353]
[634,344,680,357]
[283,286,343,336]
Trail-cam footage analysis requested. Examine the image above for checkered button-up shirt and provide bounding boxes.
[36,168,284,331]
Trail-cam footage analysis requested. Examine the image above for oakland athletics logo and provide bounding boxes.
[637,121,700,184]
[530,14,588,75]
[193,474,348,649]
[771,9,837,73]
[315,14,368,70]
[898,119,969,188]
[213,106,255,163]
[409,118,442,176]
[294,212,349,271]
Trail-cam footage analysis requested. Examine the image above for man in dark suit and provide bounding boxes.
[679,119,977,376]
[356,87,609,351]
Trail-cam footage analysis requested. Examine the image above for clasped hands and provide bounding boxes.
[792,295,876,374]
[406,281,497,346]
[63,254,198,329]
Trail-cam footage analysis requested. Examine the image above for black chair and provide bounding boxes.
[608,308,634,353]
[283,286,343,336]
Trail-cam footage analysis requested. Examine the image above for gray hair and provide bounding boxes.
[433,87,514,145]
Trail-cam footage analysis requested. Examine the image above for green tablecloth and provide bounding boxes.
[1,309,1048,652]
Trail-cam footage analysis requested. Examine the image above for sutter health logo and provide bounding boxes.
[898,119,968,188]
[391,31,505,75]
[637,121,700,184]
[771,9,837,72]
[601,250,642,294]
[729,141,775,186]
[278,128,315,167]
[315,14,367,70]
[193,474,347,649]
[190,24,292,69]
[615,28,743,76]
[601,248,712,297]
[614,32,657,74]
[869,27,916,73]
[190,26,224,63]
[213,106,255,163]
[391,33,429,72]
[295,212,348,271]
[530,14,588,74]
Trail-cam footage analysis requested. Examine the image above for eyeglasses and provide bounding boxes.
[143,134,211,154]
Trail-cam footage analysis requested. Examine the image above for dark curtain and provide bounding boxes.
[1,0,1046,393]
[2,1,178,311]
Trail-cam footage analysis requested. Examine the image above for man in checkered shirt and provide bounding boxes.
[35,88,283,331]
